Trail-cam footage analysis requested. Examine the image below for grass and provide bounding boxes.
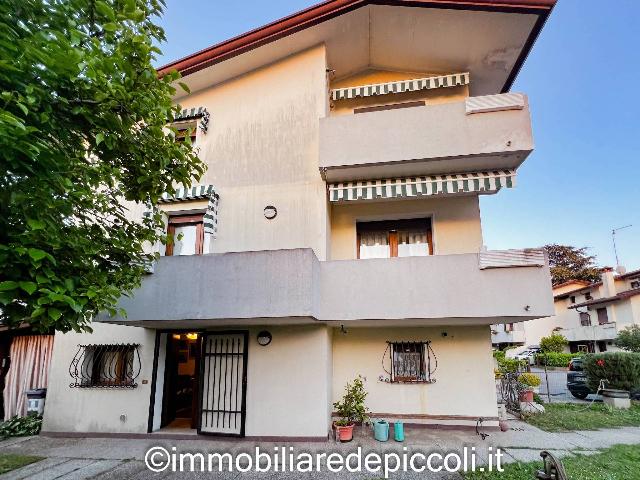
[464,444,640,479]
[524,402,640,432]
[0,454,43,475]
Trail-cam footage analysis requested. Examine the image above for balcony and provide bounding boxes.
[560,323,618,343]
[319,93,533,182]
[98,248,553,328]
[491,330,526,345]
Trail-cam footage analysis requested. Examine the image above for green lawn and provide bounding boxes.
[0,454,43,475]
[524,402,640,432]
[464,444,640,480]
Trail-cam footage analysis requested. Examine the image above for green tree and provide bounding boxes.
[616,325,640,353]
[543,244,602,286]
[540,332,568,353]
[0,0,205,332]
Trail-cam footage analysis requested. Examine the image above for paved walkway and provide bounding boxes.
[2,421,640,479]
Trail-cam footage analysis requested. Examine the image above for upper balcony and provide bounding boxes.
[560,323,618,343]
[98,248,553,328]
[320,93,533,183]
[491,329,526,345]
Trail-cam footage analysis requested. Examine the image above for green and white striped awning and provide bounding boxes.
[172,106,210,133]
[331,73,469,101]
[328,170,515,202]
[158,184,219,235]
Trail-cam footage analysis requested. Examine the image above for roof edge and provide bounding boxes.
[157,0,557,80]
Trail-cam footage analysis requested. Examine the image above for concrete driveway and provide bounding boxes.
[2,421,640,479]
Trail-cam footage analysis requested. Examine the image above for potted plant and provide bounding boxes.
[517,373,541,402]
[333,375,369,442]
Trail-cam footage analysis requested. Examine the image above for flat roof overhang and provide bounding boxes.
[159,0,556,98]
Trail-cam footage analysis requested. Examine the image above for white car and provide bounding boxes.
[515,347,540,365]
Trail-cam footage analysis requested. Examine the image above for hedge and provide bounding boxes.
[536,352,578,367]
[583,352,640,392]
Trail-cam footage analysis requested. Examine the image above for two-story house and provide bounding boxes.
[41,0,555,439]
[493,268,640,354]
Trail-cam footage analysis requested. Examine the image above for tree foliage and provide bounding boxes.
[616,325,640,353]
[540,332,568,353]
[543,244,602,286]
[0,0,205,332]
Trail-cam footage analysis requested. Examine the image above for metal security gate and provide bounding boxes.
[198,332,248,436]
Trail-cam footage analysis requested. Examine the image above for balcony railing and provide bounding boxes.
[319,93,533,182]
[98,248,553,326]
[560,323,618,342]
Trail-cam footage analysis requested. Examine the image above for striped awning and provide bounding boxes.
[328,170,515,202]
[331,73,469,101]
[172,106,210,133]
[158,184,219,236]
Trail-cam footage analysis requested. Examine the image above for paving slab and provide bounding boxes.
[82,460,149,480]
[0,436,34,449]
[57,459,124,480]
[28,459,97,480]
[502,448,573,464]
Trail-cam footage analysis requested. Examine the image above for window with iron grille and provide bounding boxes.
[69,344,141,388]
[386,341,437,383]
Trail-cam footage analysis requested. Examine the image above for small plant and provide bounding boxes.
[333,375,369,426]
[518,373,541,388]
[0,414,42,439]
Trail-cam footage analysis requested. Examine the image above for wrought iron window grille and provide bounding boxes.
[69,344,141,388]
[382,341,437,384]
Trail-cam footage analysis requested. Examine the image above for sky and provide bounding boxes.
[155,0,640,270]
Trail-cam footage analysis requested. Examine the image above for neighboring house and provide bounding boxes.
[41,0,556,438]
[492,269,640,353]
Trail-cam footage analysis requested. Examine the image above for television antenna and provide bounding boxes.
[612,224,632,271]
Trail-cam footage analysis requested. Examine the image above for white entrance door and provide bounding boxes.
[198,332,247,436]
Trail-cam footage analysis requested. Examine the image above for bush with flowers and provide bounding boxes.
[583,352,640,392]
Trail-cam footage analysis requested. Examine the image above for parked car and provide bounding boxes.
[567,357,592,399]
[567,357,640,400]
[515,346,541,365]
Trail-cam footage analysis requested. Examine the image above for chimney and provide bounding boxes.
[601,267,617,297]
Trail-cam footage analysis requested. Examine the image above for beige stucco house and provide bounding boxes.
[492,269,640,354]
[42,0,556,439]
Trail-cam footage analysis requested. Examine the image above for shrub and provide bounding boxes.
[518,373,541,388]
[616,325,640,353]
[540,333,569,353]
[497,357,527,373]
[0,414,42,438]
[493,350,506,362]
[333,375,369,426]
[583,352,640,392]
[537,352,577,367]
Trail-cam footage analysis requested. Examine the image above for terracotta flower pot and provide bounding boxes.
[519,389,534,402]
[335,423,354,442]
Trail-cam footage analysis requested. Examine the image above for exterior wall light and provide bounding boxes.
[264,206,277,220]
[257,331,272,346]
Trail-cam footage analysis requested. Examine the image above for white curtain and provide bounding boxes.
[3,335,54,420]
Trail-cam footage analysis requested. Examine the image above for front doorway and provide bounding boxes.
[198,331,248,436]
[154,330,249,437]
[161,333,201,430]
